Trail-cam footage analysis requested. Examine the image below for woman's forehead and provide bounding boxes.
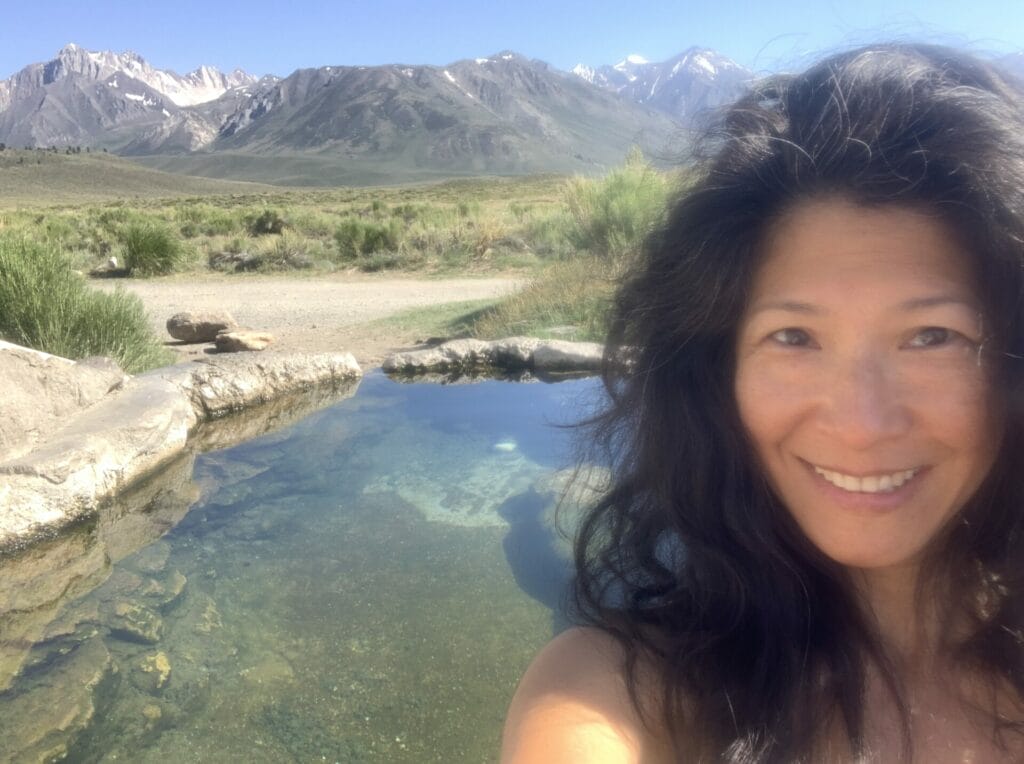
[748,198,980,309]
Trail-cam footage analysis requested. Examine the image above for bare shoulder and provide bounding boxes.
[501,627,668,763]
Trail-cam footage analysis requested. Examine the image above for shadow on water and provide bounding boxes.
[497,488,574,635]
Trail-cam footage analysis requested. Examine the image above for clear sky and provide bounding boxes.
[2,0,1023,80]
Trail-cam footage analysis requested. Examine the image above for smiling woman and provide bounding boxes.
[502,43,1024,763]
[734,199,1002,574]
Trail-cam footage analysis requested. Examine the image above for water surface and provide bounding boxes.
[0,372,602,762]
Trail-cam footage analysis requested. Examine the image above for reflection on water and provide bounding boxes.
[0,372,602,762]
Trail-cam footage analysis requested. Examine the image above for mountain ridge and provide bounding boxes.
[0,43,744,184]
[570,46,752,122]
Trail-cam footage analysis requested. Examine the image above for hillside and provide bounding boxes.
[130,54,683,184]
[0,150,274,205]
[0,46,687,186]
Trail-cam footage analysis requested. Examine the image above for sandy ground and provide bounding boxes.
[95,273,522,369]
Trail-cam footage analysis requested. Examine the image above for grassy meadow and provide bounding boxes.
[0,148,678,369]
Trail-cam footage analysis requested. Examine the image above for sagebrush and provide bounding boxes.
[0,234,172,371]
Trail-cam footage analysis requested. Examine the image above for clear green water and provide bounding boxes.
[0,372,600,762]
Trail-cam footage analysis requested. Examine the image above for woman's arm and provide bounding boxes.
[501,627,651,763]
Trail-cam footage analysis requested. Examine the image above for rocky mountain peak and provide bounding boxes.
[10,44,256,107]
[614,53,649,71]
[571,46,752,122]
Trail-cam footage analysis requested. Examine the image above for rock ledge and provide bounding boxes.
[382,337,604,375]
[0,345,362,554]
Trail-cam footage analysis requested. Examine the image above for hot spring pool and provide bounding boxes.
[0,371,603,762]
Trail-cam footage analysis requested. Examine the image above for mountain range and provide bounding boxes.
[0,44,754,184]
[5,44,1017,186]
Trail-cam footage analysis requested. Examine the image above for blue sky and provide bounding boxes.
[1,0,1023,79]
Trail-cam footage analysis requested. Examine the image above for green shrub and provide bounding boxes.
[176,203,240,237]
[248,209,287,235]
[457,201,480,218]
[120,222,183,276]
[468,257,614,341]
[509,202,534,221]
[334,218,403,260]
[0,235,172,372]
[522,210,575,258]
[41,215,77,243]
[564,148,670,261]
[287,209,335,237]
[391,203,420,222]
[250,232,315,271]
[93,206,137,231]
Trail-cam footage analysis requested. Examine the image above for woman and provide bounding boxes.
[502,44,1024,762]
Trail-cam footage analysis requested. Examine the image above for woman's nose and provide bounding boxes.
[818,355,912,448]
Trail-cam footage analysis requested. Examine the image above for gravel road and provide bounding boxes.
[95,273,521,368]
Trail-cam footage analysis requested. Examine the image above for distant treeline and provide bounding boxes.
[0,144,108,154]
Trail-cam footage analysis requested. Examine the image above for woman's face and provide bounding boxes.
[734,198,1001,571]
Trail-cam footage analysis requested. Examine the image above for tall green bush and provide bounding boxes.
[248,209,287,235]
[468,257,614,341]
[564,148,670,261]
[0,235,172,371]
[121,222,183,276]
[334,219,403,260]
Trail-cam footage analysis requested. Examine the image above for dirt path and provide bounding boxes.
[95,273,521,369]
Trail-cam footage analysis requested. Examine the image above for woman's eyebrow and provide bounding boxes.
[898,295,979,312]
[749,296,979,316]
[747,300,823,316]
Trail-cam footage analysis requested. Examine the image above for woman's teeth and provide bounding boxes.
[812,465,919,493]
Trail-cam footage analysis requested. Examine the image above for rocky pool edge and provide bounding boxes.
[0,345,364,555]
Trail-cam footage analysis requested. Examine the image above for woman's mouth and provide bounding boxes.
[811,465,921,494]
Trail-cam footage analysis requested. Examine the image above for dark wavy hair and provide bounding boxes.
[573,43,1024,762]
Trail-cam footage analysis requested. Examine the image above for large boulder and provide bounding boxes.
[166,311,238,343]
[0,341,127,462]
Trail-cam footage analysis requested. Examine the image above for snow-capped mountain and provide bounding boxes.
[0,44,258,150]
[0,43,696,183]
[3,43,256,107]
[182,51,678,175]
[572,47,752,122]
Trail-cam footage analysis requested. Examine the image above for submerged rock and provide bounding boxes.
[0,637,117,763]
[128,541,171,575]
[193,597,222,635]
[142,570,187,612]
[0,526,109,692]
[362,433,548,528]
[108,602,163,645]
[133,651,172,693]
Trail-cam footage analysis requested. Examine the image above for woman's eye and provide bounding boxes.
[907,327,956,348]
[769,328,813,347]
